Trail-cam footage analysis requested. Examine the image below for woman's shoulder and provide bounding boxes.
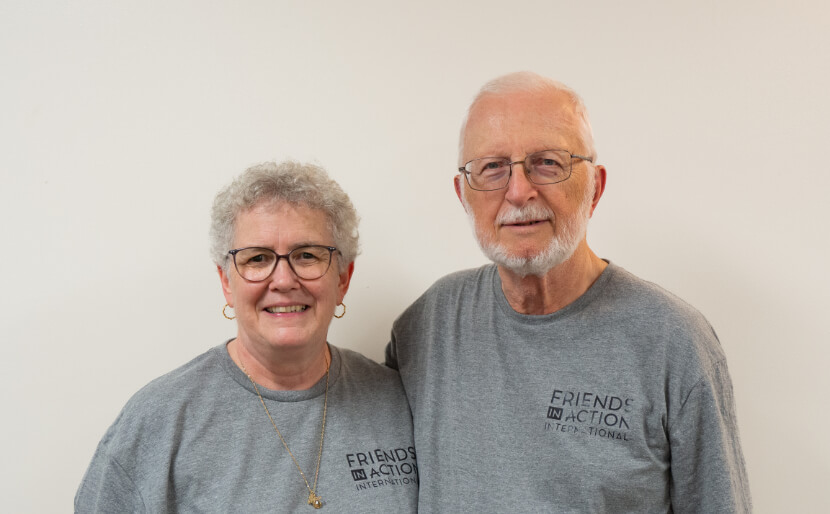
[133,346,221,399]
[87,346,226,470]
[332,345,408,395]
[108,346,225,431]
[330,345,412,425]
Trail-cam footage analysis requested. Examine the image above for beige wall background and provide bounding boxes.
[2,1,828,512]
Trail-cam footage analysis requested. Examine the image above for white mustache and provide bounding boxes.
[497,204,554,225]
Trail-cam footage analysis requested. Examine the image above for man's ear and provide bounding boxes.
[454,175,468,211]
[589,165,607,216]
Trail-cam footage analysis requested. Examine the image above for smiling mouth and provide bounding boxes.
[265,305,308,313]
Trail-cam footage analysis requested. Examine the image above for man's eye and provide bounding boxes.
[476,160,508,175]
[531,157,563,168]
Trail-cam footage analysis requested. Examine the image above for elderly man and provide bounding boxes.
[385,72,751,513]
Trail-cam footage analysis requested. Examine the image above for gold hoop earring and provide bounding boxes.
[333,302,346,319]
[223,304,236,320]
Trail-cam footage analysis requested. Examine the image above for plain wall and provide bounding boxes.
[2,1,828,512]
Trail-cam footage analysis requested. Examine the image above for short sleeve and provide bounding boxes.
[668,359,752,513]
[75,443,144,513]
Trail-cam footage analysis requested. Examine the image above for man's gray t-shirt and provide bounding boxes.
[386,262,751,513]
[76,343,418,513]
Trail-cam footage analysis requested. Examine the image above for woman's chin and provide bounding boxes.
[250,332,327,354]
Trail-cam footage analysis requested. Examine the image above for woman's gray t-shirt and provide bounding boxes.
[76,343,417,513]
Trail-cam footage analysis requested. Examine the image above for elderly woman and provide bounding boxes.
[76,162,417,512]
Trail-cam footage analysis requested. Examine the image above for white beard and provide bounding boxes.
[462,179,595,278]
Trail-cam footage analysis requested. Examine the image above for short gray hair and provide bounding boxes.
[210,161,360,272]
[458,71,597,164]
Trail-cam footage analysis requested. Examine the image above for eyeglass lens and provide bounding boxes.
[232,246,333,281]
[466,149,572,190]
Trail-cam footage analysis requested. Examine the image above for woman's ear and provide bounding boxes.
[218,265,234,306]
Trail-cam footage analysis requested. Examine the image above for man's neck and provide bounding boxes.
[498,244,607,315]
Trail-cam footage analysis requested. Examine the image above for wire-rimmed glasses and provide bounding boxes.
[227,245,338,282]
[458,149,593,191]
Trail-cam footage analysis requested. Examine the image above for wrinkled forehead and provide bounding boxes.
[463,91,588,161]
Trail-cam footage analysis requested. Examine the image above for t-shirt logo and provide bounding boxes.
[345,447,418,491]
[544,388,637,442]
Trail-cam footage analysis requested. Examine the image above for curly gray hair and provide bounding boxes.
[210,161,360,272]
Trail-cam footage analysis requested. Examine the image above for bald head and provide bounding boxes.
[458,72,596,165]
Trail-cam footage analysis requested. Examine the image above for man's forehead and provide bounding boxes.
[472,88,576,114]
[464,91,584,155]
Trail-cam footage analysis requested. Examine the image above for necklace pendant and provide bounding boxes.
[308,492,323,509]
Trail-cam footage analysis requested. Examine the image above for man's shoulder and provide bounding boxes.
[603,263,724,363]
[604,263,709,322]
[395,264,495,327]
[419,263,494,299]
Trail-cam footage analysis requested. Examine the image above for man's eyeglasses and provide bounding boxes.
[458,149,593,191]
[227,245,338,282]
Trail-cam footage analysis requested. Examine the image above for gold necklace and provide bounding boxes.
[239,350,330,509]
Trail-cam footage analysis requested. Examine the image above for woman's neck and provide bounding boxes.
[228,338,330,391]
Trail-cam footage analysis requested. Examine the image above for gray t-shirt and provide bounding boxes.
[76,343,418,513]
[386,263,751,513]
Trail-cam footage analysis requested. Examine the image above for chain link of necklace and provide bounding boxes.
[239,351,330,509]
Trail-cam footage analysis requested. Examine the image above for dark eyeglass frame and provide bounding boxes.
[458,149,593,191]
[227,245,338,282]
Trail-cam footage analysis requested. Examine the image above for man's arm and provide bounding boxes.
[384,334,399,370]
[669,359,752,513]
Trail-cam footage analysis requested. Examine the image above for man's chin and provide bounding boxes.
[499,258,557,278]
[471,217,584,278]
[483,245,570,278]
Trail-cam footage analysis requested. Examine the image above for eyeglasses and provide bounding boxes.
[458,149,593,191]
[227,245,338,282]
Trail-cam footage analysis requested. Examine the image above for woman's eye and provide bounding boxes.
[238,251,274,267]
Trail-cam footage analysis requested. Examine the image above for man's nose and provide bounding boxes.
[504,161,538,205]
